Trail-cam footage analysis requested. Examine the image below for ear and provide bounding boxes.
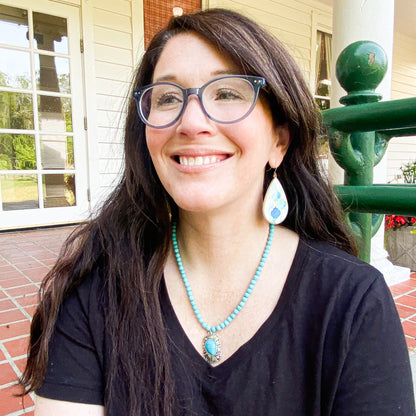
[268,123,290,169]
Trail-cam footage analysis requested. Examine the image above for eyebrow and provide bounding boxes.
[153,69,239,84]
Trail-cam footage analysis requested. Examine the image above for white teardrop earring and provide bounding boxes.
[263,171,289,225]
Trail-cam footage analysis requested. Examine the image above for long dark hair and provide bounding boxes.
[20,8,356,415]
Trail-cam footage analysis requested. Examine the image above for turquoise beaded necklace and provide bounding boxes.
[172,222,275,364]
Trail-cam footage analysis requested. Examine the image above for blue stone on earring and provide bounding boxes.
[263,174,288,225]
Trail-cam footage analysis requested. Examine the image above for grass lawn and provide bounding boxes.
[0,174,38,203]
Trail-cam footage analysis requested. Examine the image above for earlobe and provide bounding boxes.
[269,123,290,169]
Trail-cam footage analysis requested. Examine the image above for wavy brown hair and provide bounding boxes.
[20,8,356,416]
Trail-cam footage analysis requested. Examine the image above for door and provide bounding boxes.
[0,0,89,229]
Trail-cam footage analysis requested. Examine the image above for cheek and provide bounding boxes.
[145,128,166,161]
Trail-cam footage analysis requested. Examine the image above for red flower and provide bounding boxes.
[385,215,416,230]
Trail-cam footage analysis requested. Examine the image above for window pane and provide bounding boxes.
[33,12,68,54]
[315,31,332,103]
[0,49,31,89]
[40,136,74,169]
[35,54,70,93]
[1,173,39,210]
[0,5,29,48]
[0,92,34,129]
[0,134,36,170]
[42,173,75,207]
[315,97,330,111]
[38,96,72,132]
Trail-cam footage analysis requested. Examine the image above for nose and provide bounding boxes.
[176,95,215,137]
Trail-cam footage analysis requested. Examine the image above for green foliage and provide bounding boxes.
[0,134,36,170]
[0,91,34,130]
[67,137,74,168]
[401,160,416,184]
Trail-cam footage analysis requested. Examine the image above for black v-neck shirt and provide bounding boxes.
[37,239,415,415]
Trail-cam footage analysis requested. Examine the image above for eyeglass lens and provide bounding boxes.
[139,77,256,127]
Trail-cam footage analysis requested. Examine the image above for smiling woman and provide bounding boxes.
[20,8,414,416]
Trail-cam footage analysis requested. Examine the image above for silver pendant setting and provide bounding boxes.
[203,332,222,364]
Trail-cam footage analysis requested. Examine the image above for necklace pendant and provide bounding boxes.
[203,332,222,364]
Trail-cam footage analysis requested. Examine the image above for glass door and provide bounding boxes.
[0,1,89,229]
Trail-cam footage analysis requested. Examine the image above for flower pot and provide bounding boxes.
[386,228,416,271]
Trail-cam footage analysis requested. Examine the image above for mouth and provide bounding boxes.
[174,154,230,166]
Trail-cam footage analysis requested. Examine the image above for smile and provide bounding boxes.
[176,154,229,166]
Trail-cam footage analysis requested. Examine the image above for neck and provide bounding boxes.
[172,213,272,287]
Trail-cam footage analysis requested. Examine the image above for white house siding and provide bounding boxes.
[92,0,132,194]
[387,32,416,183]
[84,0,144,208]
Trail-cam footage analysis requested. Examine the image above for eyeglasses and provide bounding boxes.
[133,75,267,129]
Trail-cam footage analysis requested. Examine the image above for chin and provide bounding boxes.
[175,201,215,214]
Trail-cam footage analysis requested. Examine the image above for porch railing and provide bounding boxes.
[321,40,416,262]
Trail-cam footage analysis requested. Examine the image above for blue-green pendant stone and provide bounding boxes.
[203,333,221,364]
[205,338,217,356]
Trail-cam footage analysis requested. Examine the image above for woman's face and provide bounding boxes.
[145,32,289,218]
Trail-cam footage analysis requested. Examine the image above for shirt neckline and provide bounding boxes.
[161,238,309,378]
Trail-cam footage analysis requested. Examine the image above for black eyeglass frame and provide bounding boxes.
[132,75,267,129]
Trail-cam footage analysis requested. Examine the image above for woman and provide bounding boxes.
[21,8,414,416]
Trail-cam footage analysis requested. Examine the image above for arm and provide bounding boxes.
[35,271,106,408]
[332,276,415,415]
[35,396,105,416]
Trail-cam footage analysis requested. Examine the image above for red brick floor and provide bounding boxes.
[0,226,415,415]
[0,226,75,416]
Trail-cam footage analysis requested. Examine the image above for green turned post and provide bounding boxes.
[330,41,388,262]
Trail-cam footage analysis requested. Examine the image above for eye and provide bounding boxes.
[156,92,183,107]
[214,88,243,101]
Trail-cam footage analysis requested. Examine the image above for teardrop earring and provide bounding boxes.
[263,171,289,225]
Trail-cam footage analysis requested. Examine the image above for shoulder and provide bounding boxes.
[291,239,391,316]
[298,238,382,282]
[54,268,107,345]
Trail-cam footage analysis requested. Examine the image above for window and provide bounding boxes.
[0,1,89,229]
[315,31,332,111]
[143,1,201,50]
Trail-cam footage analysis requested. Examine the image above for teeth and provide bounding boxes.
[179,156,220,166]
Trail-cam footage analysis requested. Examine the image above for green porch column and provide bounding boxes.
[329,41,388,261]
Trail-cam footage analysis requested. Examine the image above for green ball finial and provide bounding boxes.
[336,40,387,105]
